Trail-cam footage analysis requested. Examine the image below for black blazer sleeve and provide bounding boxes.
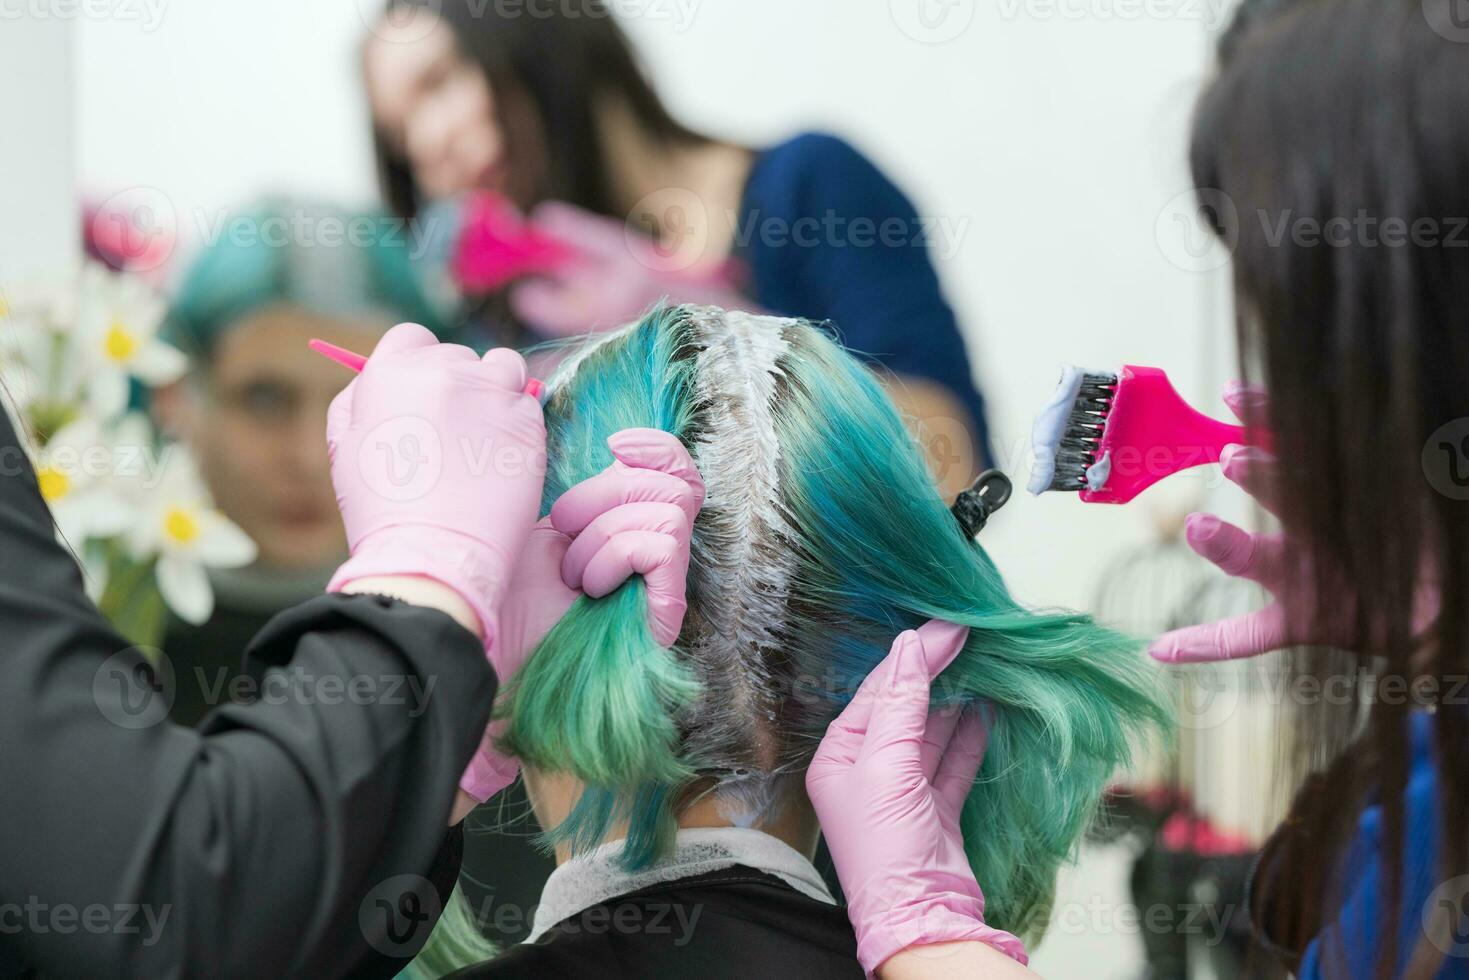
[0,408,497,979]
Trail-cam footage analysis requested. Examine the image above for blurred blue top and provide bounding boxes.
[736,132,993,468]
[1297,712,1469,978]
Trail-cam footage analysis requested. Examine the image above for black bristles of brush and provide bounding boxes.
[1043,371,1118,492]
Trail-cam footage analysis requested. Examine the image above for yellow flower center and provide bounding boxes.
[104,319,139,362]
[164,507,200,545]
[36,466,70,502]
[0,296,10,319]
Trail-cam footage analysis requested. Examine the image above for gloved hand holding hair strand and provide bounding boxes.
[458,427,704,803]
[807,618,1029,977]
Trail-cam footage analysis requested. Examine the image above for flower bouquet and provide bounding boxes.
[0,262,256,646]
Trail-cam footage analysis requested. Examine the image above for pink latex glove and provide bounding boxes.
[458,427,706,802]
[807,619,1028,977]
[508,201,749,338]
[325,323,546,675]
[1149,384,1439,663]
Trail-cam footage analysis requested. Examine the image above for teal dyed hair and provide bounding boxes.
[494,305,1170,938]
[163,197,452,362]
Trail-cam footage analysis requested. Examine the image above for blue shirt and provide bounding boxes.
[1292,713,1467,978]
[735,133,993,467]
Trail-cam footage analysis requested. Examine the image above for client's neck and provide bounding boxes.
[523,770,821,867]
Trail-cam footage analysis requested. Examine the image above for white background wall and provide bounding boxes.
[0,16,74,277]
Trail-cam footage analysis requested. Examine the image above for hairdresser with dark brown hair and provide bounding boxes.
[1140,0,1469,976]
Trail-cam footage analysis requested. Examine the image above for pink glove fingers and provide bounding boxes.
[1185,513,1267,581]
[607,428,708,519]
[862,631,949,765]
[509,201,746,337]
[1222,379,1268,427]
[529,200,629,256]
[459,721,520,804]
[480,346,530,390]
[367,320,438,355]
[456,430,704,802]
[457,519,575,804]
[578,531,688,646]
[919,703,966,784]
[1149,603,1291,663]
[1220,442,1280,516]
[1186,514,1289,589]
[549,467,696,535]
[932,707,989,819]
[913,618,972,674]
[577,529,683,598]
[509,278,585,337]
[819,620,970,768]
[560,501,689,589]
[547,430,702,648]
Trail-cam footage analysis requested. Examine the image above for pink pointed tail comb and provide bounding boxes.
[309,338,545,402]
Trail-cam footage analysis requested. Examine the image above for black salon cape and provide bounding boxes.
[450,867,864,979]
[0,406,496,980]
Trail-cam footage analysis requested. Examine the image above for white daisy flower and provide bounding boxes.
[126,448,257,625]
[31,414,138,547]
[74,263,186,418]
[0,273,79,412]
[0,268,78,329]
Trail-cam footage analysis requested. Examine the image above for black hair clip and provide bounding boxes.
[951,469,1012,539]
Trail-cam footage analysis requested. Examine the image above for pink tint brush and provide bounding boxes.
[449,189,748,297]
[309,338,545,402]
[451,191,579,294]
[1027,365,1260,504]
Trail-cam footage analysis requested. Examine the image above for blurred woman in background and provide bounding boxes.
[361,0,994,492]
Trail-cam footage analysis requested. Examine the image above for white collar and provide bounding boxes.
[527,827,834,943]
